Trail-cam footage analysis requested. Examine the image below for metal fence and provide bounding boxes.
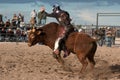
[0,30,27,42]
[0,25,32,42]
[1,26,120,42]
[83,28,120,38]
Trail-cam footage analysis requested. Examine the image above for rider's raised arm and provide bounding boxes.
[46,12,56,18]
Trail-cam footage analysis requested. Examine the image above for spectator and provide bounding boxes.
[78,28,84,33]
[97,28,105,47]
[16,28,21,41]
[0,28,6,41]
[111,27,116,45]
[30,9,37,27]
[12,14,18,27]
[20,19,25,30]
[105,27,112,47]
[18,13,24,27]
[7,28,14,41]
[0,14,4,28]
[21,31,27,42]
[4,19,11,28]
[30,10,37,21]
[37,6,47,26]
[0,20,4,28]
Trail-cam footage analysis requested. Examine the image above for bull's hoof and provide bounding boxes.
[52,53,58,59]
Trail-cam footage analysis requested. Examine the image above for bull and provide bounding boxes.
[27,22,97,73]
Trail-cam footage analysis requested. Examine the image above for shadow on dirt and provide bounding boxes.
[109,64,120,73]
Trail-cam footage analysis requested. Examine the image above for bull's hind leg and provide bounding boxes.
[77,54,88,73]
[87,53,96,71]
[87,42,97,71]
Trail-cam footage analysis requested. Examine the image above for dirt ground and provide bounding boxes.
[0,41,120,80]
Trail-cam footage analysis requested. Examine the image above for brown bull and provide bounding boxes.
[27,22,97,73]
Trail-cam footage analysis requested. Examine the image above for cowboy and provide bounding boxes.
[47,4,75,58]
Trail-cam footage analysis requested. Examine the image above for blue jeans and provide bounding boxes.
[105,36,112,47]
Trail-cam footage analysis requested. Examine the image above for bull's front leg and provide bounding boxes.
[52,51,73,72]
[52,51,64,65]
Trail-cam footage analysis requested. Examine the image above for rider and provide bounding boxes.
[47,4,75,58]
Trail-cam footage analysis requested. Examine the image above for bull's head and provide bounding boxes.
[27,28,43,47]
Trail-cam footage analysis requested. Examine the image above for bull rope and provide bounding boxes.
[73,32,80,51]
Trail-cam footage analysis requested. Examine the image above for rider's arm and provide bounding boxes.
[46,12,57,18]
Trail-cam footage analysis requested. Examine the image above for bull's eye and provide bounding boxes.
[30,34,35,39]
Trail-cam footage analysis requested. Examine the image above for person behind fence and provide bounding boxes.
[0,28,6,41]
[12,14,18,27]
[7,28,14,41]
[47,4,75,58]
[18,13,24,27]
[98,27,105,47]
[16,28,21,41]
[30,9,37,20]
[105,27,112,47]
[111,27,116,45]
[37,6,47,26]
[0,19,4,27]
[4,19,11,28]
[20,19,25,30]
[30,9,37,26]
[21,31,27,42]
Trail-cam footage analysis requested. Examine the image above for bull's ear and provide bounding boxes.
[37,31,41,35]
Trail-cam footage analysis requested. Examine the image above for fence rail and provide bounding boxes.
[1,27,120,42]
[0,33,27,42]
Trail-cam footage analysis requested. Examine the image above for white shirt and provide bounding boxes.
[30,11,37,18]
[20,21,25,27]
[79,29,83,32]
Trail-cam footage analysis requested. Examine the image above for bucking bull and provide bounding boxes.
[27,22,97,73]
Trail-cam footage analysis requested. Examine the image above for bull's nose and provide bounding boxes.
[28,43,32,47]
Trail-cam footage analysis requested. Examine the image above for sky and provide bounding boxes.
[0,0,120,26]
